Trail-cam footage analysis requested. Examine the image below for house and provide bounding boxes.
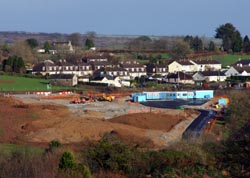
[190,59,221,71]
[168,60,196,73]
[78,76,90,83]
[193,71,227,82]
[51,41,74,54]
[32,59,93,77]
[146,63,168,76]
[233,59,250,67]
[90,74,122,87]
[166,72,194,84]
[224,66,240,77]
[32,60,57,76]
[104,67,130,80]
[121,63,147,79]
[82,54,109,63]
[234,66,250,76]
[50,74,78,86]
[90,61,119,70]
[55,59,75,74]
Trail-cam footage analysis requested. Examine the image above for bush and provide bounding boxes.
[59,151,77,170]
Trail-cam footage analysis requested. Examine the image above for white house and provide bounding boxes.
[193,71,227,82]
[233,59,250,67]
[90,75,122,87]
[190,59,222,71]
[167,72,195,84]
[121,63,147,79]
[168,60,196,73]
[224,66,239,77]
[234,66,250,76]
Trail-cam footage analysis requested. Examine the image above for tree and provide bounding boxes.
[85,38,94,49]
[232,30,242,52]
[243,35,250,53]
[26,38,39,49]
[2,56,25,73]
[11,40,35,64]
[128,36,152,50]
[171,40,192,59]
[44,41,51,53]
[215,23,242,52]
[184,36,203,51]
[192,36,203,51]
[68,33,82,46]
[208,41,216,51]
[59,151,77,170]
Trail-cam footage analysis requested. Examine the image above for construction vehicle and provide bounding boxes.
[97,94,115,102]
[70,98,86,104]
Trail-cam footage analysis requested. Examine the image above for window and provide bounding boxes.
[49,67,52,71]
[131,68,134,72]
[163,68,166,72]
[54,67,57,70]
[42,67,45,71]
[66,66,69,70]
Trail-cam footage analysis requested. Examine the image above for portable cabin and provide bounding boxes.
[194,90,214,99]
[132,93,147,102]
[159,92,167,100]
[143,92,161,100]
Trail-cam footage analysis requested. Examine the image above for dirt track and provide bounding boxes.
[0,95,199,148]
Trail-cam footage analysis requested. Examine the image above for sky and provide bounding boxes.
[0,0,249,37]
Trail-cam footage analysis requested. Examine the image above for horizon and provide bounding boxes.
[0,0,250,37]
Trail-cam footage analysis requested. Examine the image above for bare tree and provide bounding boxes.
[10,40,36,65]
[68,33,83,46]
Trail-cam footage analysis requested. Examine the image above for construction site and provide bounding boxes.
[0,90,228,149]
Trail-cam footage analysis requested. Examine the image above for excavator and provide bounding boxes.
[102,94,115,102]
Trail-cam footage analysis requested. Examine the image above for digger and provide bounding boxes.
[101,94,115,102]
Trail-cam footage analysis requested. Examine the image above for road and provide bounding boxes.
[182,109,216,140]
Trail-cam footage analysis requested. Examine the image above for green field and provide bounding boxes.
[0,75,72,92]
[0,143,44,156]
[210,54,250,67]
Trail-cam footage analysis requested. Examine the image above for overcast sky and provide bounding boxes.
[0,0,249,37]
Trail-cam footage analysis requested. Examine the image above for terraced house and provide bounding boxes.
[121,63,147,79]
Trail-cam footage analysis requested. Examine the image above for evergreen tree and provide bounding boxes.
[85,38,94,49]
[208,41,215,51]
[44,41,51,53]
[232,31,242,52]
[243,35,250,53]
[26,38,39,49]
[215,23,242,52]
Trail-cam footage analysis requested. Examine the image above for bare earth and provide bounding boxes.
[0,94,199,148]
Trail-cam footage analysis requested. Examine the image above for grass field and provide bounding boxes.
[0,144,44,156]
[210,54,250,67]
[0,75,72,92]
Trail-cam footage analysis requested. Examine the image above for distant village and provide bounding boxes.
[32,41,250,88]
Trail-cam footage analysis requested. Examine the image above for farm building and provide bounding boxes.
[132,90,213,102]
[50,74,78,86]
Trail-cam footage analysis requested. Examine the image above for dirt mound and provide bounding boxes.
[1,95,199,148]
[109,113,185,132]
